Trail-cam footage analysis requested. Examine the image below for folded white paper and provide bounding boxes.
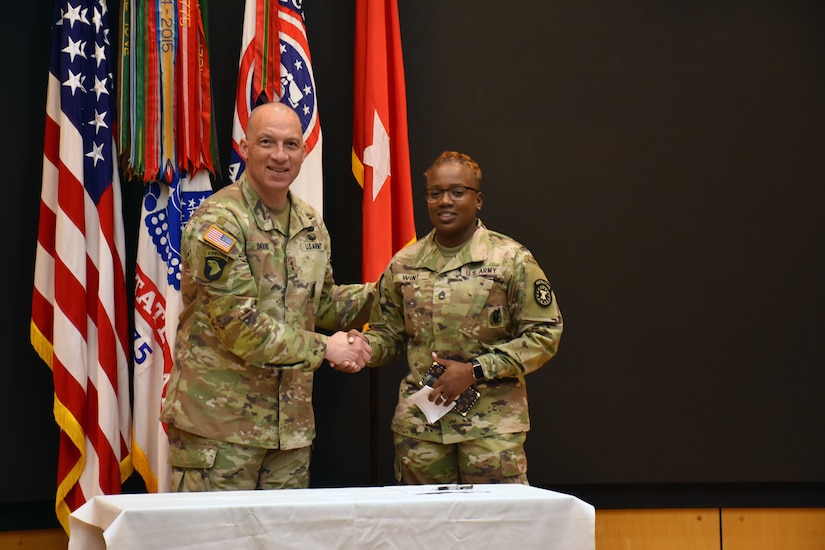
[410,385,455,423]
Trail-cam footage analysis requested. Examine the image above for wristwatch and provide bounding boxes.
[470,359,485,381]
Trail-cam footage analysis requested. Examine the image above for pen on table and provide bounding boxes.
[436,484,473,491]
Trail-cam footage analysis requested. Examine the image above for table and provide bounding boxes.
[69,484,594,549]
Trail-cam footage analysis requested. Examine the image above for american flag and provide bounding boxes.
[30,0,131,534]
[204,224,237,253]
[229,0,323,216]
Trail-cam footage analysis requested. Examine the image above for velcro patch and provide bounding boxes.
[396,272,427,283]
[462,265,501,278]
[203,224,236,253]
[534,279,553,307]
[203,255,228,281]
[489,306,504,326]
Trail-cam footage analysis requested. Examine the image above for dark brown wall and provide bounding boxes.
[3,0,824,529]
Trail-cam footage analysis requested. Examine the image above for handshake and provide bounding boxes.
[325,329,372,374]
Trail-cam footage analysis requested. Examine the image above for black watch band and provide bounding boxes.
[471,359,485,381]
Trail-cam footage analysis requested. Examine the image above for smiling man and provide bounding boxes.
[161,101,374,492]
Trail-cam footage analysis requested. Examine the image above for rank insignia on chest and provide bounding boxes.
[489,306,503,326]
[534,279,553,306]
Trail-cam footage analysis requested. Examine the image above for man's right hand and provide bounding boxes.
[326,330,372,373]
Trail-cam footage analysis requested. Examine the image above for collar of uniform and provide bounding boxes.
[239,174,319,237]
[417,219,491,272]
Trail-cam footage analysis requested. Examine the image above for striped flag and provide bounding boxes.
[122,0,217,492]
[117,0,217,183]
[352,0,416,282]
[229,0,323,216]
[31,0,132,534]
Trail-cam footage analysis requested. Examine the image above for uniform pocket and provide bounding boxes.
[169,439,219,492]
[169,441,218,469]
[500,448,527,478]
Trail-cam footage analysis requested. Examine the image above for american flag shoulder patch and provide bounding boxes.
[203,225,236,253]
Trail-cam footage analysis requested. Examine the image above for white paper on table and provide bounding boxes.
[410,385,455,423]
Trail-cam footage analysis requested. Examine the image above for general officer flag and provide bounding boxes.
[353,0,416,283]
[31,0,132,534]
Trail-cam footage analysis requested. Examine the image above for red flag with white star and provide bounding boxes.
[352,0,416,282]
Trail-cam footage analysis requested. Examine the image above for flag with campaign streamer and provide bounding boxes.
[31,0,132,534]
[117,0,217,182]
[352,0,416,282]
[229,0,323,216]
[117,0,216,492]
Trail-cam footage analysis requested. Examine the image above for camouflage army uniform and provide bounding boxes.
[364,220,562,482]
[161,173,373,474]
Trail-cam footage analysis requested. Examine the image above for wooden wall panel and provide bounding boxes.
[0,529,67,550]
[596,509,720,550]
[721,508,825,550]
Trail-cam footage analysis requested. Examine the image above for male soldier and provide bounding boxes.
[363,151,563,484]
[161,102,373,491]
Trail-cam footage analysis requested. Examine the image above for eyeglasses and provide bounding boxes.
[422,186,479,203]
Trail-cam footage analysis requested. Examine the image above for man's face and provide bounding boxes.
[240,104,306,200]
[425,162,483,248]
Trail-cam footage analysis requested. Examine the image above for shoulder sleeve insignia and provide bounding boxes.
[203,255,228,281]
[203,224,236,253]
[534,279,553,307]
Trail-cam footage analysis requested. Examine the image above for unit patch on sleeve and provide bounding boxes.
[203,224,236,253]
[203,252,229,281]
[534,279,553,307]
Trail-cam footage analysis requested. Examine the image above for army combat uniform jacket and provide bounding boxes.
[364,220,563,445]
[161,174,373,450]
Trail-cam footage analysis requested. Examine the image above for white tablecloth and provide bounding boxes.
[69,484,594,550]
